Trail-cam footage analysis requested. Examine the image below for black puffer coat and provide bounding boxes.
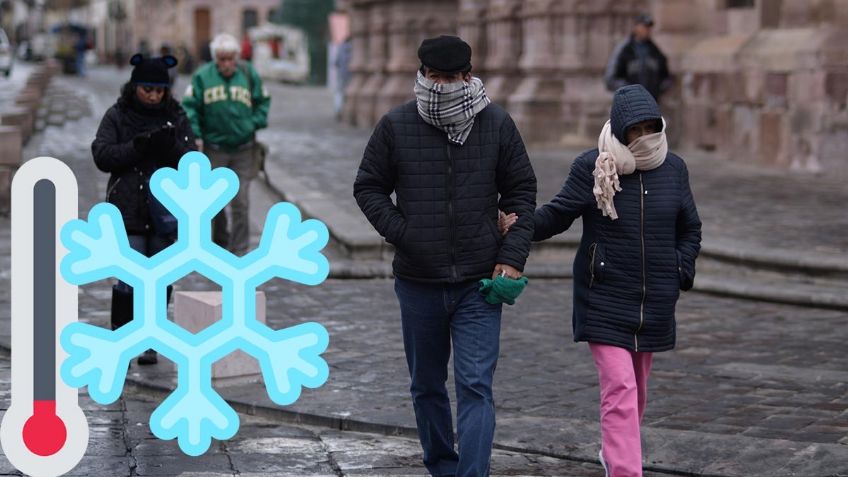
[534,88,701,352]
[604,36,672,100]
[92,86,196,235]
[354,100,537,283]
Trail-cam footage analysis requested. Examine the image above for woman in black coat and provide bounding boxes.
[91,53,195,365]
[533,85,701,477]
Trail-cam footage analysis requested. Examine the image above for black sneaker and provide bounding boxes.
[137,349,158,365]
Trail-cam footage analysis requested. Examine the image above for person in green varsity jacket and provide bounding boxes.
[182,33,271,255]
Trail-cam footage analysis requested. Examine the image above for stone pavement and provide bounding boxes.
[0,355,614,477]
[0,66,845,476]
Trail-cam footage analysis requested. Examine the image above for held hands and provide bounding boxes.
[498,210,517,236]
[494,210,521,279]
[133,122,177,155]
[492,263,522,280]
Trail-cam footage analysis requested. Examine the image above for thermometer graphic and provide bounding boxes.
[1,157,89,476]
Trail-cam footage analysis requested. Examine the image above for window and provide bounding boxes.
[242,8,259,35]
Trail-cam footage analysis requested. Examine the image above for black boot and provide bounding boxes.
[137,285,172,366]
[137,349,158,365]
[110,286,134,331]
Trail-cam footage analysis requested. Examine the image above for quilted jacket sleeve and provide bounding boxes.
[497,116,536,270]
[91,106,141,174]
[533,153,594,241]
[676,160,702,291]
[495,115,537,271]
[353,115,407,245]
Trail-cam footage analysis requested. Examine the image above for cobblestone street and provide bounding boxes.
[0,66,845,476]
[1,355,617,476]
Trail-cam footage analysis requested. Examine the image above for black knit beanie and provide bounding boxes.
[129,54,177,87]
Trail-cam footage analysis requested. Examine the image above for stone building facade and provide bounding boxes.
[92,0,279,67]
[341,0,848,173]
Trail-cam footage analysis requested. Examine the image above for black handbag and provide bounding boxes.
[148,181,177,236]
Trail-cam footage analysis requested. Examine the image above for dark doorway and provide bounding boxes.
[194,7,211,61]
[242,8,259,35]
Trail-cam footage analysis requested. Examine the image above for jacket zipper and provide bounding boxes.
[446,144,458,281]
[636,173,646,351]
[106,177,122,199]
[588,242,597,288]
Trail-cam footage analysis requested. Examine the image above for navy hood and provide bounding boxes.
[610,84,662,144]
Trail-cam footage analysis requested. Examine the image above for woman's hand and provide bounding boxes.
[498,210,518,236]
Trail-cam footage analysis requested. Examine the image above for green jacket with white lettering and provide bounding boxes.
[182,61,271,151]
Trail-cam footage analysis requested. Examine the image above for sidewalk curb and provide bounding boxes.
[258,172,848,311]
[264,165,848,277]
[324,260,848,310]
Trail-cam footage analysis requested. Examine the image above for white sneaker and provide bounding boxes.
[599,448,609,477]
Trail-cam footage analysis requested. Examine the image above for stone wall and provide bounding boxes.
[671,0,848,172]
[342,0,459,127]
[342,0,848,173]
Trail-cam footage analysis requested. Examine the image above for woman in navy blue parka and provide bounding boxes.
[533,84,701,477]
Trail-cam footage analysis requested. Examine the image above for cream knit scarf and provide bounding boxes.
[593,118,668,220]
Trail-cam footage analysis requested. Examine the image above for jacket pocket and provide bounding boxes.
[676,249,695,291]
[389,219,409,248]
[588,242,606,287]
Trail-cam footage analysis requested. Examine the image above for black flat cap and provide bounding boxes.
[417,35,472,73]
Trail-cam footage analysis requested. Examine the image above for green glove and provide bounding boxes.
[478,275,529,305]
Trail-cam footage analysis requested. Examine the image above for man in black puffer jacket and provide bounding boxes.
[354,36,536,477]
[604,14,673,101]
[534,84,701,476]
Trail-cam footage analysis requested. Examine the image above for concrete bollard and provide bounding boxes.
[0,126,21,216]
[0,126,22,167]
[25,72,49,89]
[1,107,34,144]
[0,167,12,216]
[43,59,61,76]
[173,291,267,384]
[15,90,40,111]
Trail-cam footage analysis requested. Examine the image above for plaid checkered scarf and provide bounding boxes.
[414,71,491,146]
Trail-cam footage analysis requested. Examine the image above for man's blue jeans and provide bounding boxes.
[394,277,503,477]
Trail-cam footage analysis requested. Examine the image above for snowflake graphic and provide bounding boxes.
[58,152,330,456]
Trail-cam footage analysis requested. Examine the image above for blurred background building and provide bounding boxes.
[89,0,280,69]
[1,0,845,173]
[340,0,848,173]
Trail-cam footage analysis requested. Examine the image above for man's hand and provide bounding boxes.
[195,138,204,152]
[492,264,521,279]
[498,210,517,236]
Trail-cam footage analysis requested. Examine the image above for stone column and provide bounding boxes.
[341,0,371,124]
[481,0,522,104]
[507,0,566,143]
[559,0,649,144]
[353,0,390,127]
[374,0,458,118]
[458,0,488,75]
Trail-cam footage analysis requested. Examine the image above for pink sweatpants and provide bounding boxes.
[589,342,654,477]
